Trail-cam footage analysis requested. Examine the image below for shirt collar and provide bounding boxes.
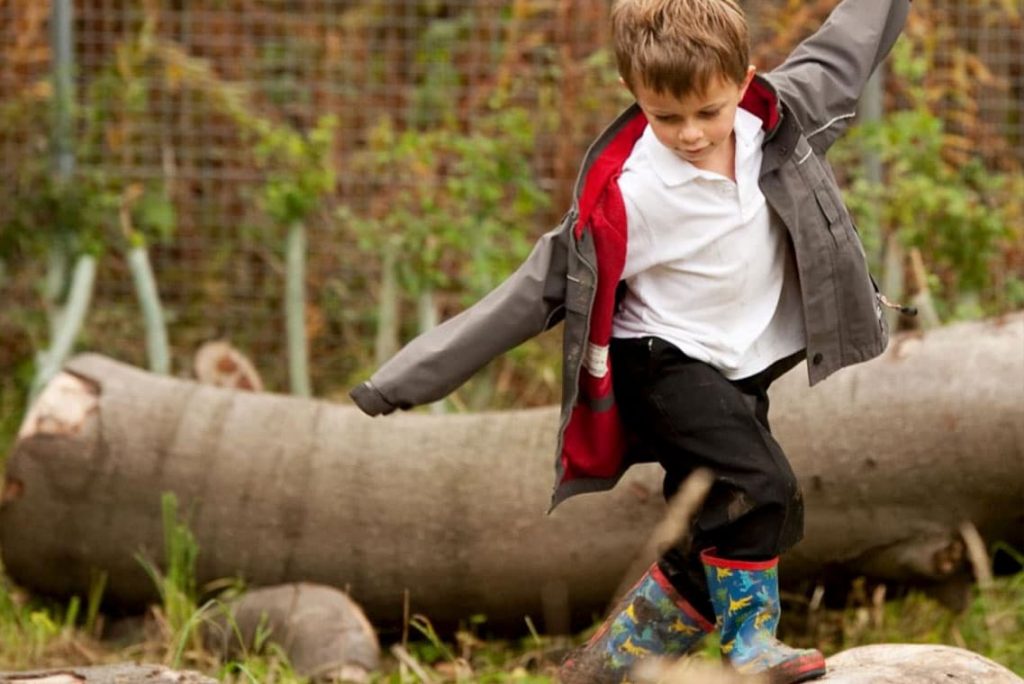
[644,107,762,187]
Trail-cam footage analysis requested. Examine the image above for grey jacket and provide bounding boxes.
[352,0,910,506]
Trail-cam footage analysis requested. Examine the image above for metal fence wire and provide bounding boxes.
[1,0,1021,398]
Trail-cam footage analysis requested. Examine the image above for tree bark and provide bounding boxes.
[1,315,1021,628]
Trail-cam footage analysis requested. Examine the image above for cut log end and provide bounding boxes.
[193,341,264,392]
[16,372,98,441]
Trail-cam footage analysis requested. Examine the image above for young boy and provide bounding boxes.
[351,0,909,681]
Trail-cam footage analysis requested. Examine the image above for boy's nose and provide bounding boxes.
[679,126,702,144]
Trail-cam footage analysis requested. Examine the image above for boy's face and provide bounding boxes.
[630,66,756,171]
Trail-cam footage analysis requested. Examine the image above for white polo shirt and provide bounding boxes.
[611,108,806,380]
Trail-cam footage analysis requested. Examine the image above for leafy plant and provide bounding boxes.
[219,640,308,684]
[136,491,209,665]
[341,102,548,303]
[0,562,107,669]
[961,545,1024,672]
[833,36,1024,320]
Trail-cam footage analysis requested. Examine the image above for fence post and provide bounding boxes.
[32,0,98,402]
[286,221,312,397]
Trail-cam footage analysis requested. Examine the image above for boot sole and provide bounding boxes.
[766,652,827,684]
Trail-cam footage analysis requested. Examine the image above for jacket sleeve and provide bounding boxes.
[349,220,571,416]
[766,0,910,153]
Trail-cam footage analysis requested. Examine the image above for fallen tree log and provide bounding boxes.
[1,316,1021,628]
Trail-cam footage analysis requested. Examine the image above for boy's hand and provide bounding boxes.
[349,380,399,416]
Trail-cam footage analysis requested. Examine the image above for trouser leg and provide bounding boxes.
[610,337,804,605]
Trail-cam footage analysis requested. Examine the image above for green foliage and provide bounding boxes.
[408,613,459,664]
[73,8,177,250]
[833,39,1024,319]
[0,576,59,668]
[250,114,338,229]
[827,571,1024,674]
[136,491,206,664]
[340,102,549,300]
[127,186,177,247]
[204,580,310,681]
[3,167,117,263]
[219,643,308,684]
[258,38,315,110]
[0,4,176,308]
[153,38,339,232]
[0,562,108,669]
[409,15,468,129]
[960,546,1024,671]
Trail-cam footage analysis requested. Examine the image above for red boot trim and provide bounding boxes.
[766,650,827,684]
[699,548,779,571]
[649,563,716,633]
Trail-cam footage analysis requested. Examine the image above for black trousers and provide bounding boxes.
[610,336,805,619]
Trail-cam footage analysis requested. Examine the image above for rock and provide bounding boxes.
[822,644,1022,683]
[628,644,1022,684]
[207,582,380,682]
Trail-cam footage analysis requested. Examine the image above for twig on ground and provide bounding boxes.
[612,468,714,605]
[390,644,438,684]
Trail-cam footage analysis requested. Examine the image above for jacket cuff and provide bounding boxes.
[349,381,396,416]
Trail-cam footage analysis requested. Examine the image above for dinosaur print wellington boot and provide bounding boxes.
[558,563,715,684]
[701,550,826,683]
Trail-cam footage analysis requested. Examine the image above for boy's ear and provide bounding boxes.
[739,65,757,97]
[619,76,639,101]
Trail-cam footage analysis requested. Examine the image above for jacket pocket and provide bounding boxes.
[799,143,863,258]
[813,184,872,266]
[794,137,843,242]
[813,185,848,247]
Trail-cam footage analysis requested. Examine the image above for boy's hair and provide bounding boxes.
[611,0,750,97]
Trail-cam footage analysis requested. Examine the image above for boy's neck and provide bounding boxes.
[690,131,737,182]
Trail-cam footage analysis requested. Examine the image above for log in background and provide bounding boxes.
[1,315,1021,630]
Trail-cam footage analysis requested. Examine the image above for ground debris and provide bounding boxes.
[0,663,217,684]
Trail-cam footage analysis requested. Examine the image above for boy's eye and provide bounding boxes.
[699,109,722,119]
[654,114,679,123]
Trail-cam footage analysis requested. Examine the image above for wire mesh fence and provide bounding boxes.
[1,0,1021,401]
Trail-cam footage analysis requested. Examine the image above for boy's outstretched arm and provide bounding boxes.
[349,223,570,416]
[767,0,911,154]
